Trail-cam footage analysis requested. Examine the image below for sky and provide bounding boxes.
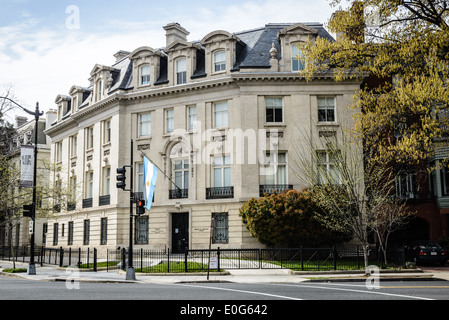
[0,0,338,123]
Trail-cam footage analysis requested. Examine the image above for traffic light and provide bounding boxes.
[116,167,126,190]
[23,204,34,218]
[136,199,145,215]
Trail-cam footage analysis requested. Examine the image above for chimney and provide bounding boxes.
[113,50,130,62]
[15,116,28,128]
[163,23,189,47]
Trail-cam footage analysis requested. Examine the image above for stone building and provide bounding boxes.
[44,22,361,254]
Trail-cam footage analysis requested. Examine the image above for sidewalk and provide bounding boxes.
[1,260,448,284]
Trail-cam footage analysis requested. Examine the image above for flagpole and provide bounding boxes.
[139,150,183,191]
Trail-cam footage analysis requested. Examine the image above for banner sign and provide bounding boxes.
[20,145,34,187]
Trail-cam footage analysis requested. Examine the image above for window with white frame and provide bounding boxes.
[187,105,197,131]
[95,80,102,102]
[316,150,340,184]
[212,212,229,244]
[176,57,187,84]
[86,126,94,150]
[85,171,94,198]
[103,119,111,144]
[165,109,174,133]
[265,97,283,123]
[70,135,77,158]
[173,159,189,190]
[136,162,144,193]
[214,102,228,128]
[214,50,226,72]
[292,44,305,71]
[56,141,63,163]
[317,97,336,123]
[261,152,287,185]
[140,65,151,85]
[103,167,111,196]
[139,113,151,137]
[213,155,231,187]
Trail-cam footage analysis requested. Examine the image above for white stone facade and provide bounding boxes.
[44,22,361,255]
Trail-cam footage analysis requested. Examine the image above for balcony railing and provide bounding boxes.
[82,198,93,208]
[259,184,293,197]
[206,186,234,199]
[99,195,110,206]
[169,189,189,199]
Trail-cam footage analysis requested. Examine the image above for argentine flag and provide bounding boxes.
[143,156,158,211]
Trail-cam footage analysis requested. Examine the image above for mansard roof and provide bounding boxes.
[59,22,334,109]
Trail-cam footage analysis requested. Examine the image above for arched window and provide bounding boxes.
[292,44,305,71]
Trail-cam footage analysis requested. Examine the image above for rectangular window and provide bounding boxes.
[262,152,287,185]
[140,65,151,85]
[318,97,336,123]
[213,155,231,187]
[56,141,63,162]
[86,126,94,149]
[104,119,111,144]
[441,165,449,196]
[214,102,228,128]
[265,97,283,123]
[139,113,151,137]
[68,221,73,245]
[212,212,229,244]
[176,58,187,84]
[70,135,77,158]
[317,150,340,184]
[86,171,94,198]
[165,109,174,133]
[136,163,144,193]
[135,216,149,244]
[103,167,111,196]
[174,159,189,189]
[188,105,197,131]
[292,44,305,71]
[101,218,107,245]
[83,219,90,245]
[53,223,58,246]
[214,51,226,72]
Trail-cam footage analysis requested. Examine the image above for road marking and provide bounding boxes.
[380,286,449,289]
[175,283,303,300]
[266,283,435,300]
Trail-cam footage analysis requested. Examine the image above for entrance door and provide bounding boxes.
[172,212,189,253]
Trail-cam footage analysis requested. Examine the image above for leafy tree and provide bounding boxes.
[300,0,449,166]
[239,189,351,248]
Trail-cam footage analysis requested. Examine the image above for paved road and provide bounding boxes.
[1,275,448,301]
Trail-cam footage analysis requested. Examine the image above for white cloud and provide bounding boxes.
[0,0,335,118]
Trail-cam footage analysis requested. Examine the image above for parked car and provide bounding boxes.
[405,241,448,266]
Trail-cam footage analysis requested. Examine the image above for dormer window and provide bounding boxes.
[176,57,187,84]
[214,50,226,72]
[95,80,102,102]
[140,65,151,85]
[292,44,305,72]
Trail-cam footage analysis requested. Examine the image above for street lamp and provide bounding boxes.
[0,97,43,275]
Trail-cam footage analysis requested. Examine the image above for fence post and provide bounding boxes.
[167,248,170,273]
[93,248,97,272]
[140,248,143,272]
[333,246,337,270]
[217,247,221,272]
[59,247,64,267]
[300,246,304,271]
[121,248,126,271]
[184,248,188,273]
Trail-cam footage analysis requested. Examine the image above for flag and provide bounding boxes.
[143,156,158,211]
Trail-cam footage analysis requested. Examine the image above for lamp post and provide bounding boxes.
[0,98,43,275]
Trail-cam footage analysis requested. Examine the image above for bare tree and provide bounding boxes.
[292,127,415,269]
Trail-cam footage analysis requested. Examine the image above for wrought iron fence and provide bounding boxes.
[0,245,406,273]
